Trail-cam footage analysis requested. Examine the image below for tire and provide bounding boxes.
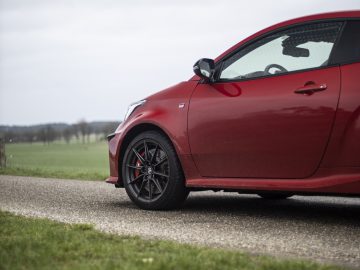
[122,130,189,210]
[257,193,293,200]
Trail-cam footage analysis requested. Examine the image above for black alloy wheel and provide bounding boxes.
[122,131,188,210]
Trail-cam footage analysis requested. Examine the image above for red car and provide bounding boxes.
[107,11,360,210]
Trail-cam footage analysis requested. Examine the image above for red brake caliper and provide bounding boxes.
[134,152,144,178]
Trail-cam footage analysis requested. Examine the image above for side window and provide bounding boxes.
[219,22,343,80]
[330,20,360,65]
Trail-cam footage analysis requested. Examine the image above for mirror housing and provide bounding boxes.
[193,58,215,82]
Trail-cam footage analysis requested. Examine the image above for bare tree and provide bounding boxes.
[46,125,56,144]
[37,125,56,144]
[70,124,79,143]
[86,125,92,143]
[77,120,89,144]
[62,128,72,144]
[0,138,6,168]
[24,131,35,143]
[37,128,47,144]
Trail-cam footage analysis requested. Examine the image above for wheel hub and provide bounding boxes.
[147,167,153,175]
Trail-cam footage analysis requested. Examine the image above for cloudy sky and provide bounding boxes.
[1,0,359,125]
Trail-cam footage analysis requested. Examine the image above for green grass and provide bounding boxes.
[0,211,343,270]
[0,142,109,180]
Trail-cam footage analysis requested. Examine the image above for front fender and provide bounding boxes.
[106,80,199,185]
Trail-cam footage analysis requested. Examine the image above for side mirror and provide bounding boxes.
[193,58,215,82]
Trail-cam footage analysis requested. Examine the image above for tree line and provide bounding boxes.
[0,120,120,144]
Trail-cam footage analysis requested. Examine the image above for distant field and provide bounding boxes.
[0,142,109,180]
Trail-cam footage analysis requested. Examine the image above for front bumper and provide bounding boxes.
[105,131,124,187]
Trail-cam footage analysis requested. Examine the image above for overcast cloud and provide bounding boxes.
[1,0,359,125]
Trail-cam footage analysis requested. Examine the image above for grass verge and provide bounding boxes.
[0,211,342,270]
[0,167,106,181]
[1,142,109,180]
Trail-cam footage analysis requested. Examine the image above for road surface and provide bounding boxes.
[0,175,359,267]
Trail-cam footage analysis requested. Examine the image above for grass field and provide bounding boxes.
[0,211,342,270]
[0,142,109,180]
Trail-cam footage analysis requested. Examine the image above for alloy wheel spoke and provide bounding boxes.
[143,140,150,161]
[129,173,144,185]
[132,148,145,164]
[153,171,169,178]
[148,180,153,200]
[150,145,159,164]
[137,180,146,198]
[154,157,168,167]
[126,164,143,170]
[151,178,163,193]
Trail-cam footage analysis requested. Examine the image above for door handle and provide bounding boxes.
[294,83,327,95]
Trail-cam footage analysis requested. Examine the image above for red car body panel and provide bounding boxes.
[322,62,360,167]
[107,11,360,195]
[107,81,199,181]
[188,67,341,179]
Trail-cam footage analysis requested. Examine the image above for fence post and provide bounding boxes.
[0,138,6,168]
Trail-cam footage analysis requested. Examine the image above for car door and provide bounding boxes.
[323,20,360,167]
[188,21,343,179]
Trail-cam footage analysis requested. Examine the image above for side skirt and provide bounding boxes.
[186,172,360,195]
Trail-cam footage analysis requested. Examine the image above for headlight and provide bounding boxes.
[124,100,146,121]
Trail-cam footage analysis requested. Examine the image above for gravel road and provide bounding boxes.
[1,175,359,267]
